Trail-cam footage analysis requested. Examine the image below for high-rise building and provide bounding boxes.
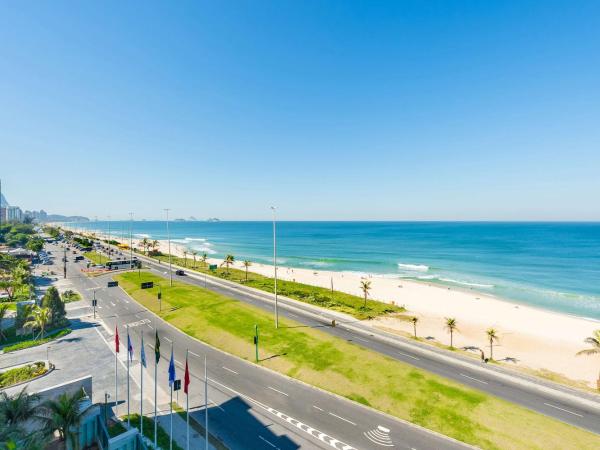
[7,206,23,222]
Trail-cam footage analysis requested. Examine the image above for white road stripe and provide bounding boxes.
[353,337,368,343]
[268,386,289,396]
[313,405,324,411]
[543,403,584,417]
[398,351,420,360]
[222,366,238,375]
[460,373,488,384]
[328,412,357,426]
[258,435,278,448]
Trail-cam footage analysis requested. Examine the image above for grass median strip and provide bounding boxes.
[115,271,600,450]
[83,251,108,265]
[152,254,402,320]
[1,328,71,353]
[0,361,47,388]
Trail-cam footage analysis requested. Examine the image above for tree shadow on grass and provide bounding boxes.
[259,352,287,362]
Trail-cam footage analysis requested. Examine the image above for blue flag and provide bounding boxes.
[127,332,134,362]
[168,347,176,387]
[140,335,147,368]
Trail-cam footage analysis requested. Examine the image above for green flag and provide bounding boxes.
[155,330,160,364]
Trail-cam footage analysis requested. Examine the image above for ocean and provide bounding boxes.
[70,221,600,320]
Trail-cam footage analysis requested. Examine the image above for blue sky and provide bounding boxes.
[1,1,599,220]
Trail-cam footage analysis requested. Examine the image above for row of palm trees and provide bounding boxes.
[0,387,87,449]
[138,238,160,255]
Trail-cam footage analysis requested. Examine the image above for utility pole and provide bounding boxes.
[107,215,111,265]
[0,178,3,229]
[165,209,172,287]
[271,206,279,328]
[63,247,67,279]
[254,324,259,362]
[129,212,134,269]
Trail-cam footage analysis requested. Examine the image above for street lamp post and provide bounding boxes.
[165,209,172,287]
[129,213,134,269]
[271,206,279,329]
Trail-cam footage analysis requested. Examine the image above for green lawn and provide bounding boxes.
[0,362,47,388]
[84,251,108,265]
[115,272,600,450]
[122,414,184,450]
[1,328,71,352]
[152,254,402,320]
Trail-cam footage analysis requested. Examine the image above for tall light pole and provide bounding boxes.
[129,212,134,269]
[107,215,111,264]
[165,209,173,287]
[271,206,279,329]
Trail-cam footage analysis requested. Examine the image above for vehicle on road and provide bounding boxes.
[74,256,84,262]
[175,270,185,276]
[105,259,141,270]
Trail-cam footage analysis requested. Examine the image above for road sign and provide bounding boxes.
[157,292,162,300]
[209,264,217,271]
[107,281,118,288]
[92,299,97,307]
[173,379,181,391]
[141,282,154,289]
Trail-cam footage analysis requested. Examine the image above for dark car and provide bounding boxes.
[175,270,185,276]
[74,256,84,262]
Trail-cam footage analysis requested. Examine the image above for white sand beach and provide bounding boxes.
[97,232,600,388]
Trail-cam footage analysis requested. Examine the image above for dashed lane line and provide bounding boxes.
[397,351,420,361]
[328,412,357,426]
[459,373,488,385]
[222,366,238,375]
[313,405,324,411]
[543,403,584,417]
[268,386,289,397]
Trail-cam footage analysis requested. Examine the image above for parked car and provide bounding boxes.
[175,270,185,276]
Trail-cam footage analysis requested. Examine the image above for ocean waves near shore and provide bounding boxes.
[71,221,600,319]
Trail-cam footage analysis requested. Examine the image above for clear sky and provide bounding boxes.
[1,1,599,221]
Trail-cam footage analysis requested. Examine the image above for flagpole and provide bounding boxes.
[170,343,174,450]
[205,355,208,450]
[127,325,130,426]
[154,329,159,449]
[140,332,144,436]
[115,324,118,419]
[186,349,190,450]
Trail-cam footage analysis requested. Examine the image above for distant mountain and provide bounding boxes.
[46,214,89,223]
[207,217,220,222]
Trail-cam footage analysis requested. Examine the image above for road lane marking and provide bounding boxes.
[208,377,356,450]
[460,373,488,384]
[353,337,368,343]
[313,405,324,411]
[328,412,357,426]
[364,425,394,447]
[222,366,238,375]
[110,301,116,307]
[259,436,279,449]
[543,403,583,417]
[268,386,289,396]
[397,351,420,361]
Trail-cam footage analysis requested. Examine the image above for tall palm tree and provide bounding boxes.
[0,387,40,427]
[577,329,600,385]
[486,327,500,360]
[182,250,187,267]
[191,251,198,269]
[152,240,159,254]
[0,303,9,341]
[140,238,150,255]
[201,253,208,267]
[221,254,235,274]
[410,316,419,338]
[445,318,458,348]
[359,280,371,308]
[243,260,252,281]
[24,306,51,340]
[39,388,87,449]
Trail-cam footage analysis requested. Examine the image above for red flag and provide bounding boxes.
[184,356,190,394]
[115,326,120,353]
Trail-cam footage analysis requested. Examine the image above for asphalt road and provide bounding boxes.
[131,253,600,436]
[50,243,471,450]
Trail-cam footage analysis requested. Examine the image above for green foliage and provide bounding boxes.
[73,236,94,247]
[2,328,71,353]
[43,226,61,239]
[61,290,81,303]
[122,414,184,450]
[84,251,107,265]
[38,388,86,445]
[0,362,47,388]
[42,287,66,325]
[0,223,36,248]
[26,236,45,252]
[107,420,127,437]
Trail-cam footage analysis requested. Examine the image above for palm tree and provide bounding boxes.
[191,251,198,269]
[140,238,150,255]
[39,388,87,449]
[0,303,9,341]
[243,260,252,281]
[359,280,371,308]
[201,253,208,267]
[486,327,500,360]
[576,329,600,386]
[445,318,458,348]
[0,387,40,427]
[24,306,51,340]
[182,250,187,267]
[152,240,159,254]
[221,254,235,274]
[410,316,419,338]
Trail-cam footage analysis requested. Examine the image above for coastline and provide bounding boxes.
[71,227,600,387]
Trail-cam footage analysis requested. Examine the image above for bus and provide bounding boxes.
[105,259,141,270]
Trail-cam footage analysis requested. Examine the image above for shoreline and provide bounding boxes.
[67,226,600,387]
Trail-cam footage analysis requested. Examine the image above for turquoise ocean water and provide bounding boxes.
[70,221,600,320]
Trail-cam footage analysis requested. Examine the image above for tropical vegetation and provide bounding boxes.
[445,317,458,348]
[0,362,47,389]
